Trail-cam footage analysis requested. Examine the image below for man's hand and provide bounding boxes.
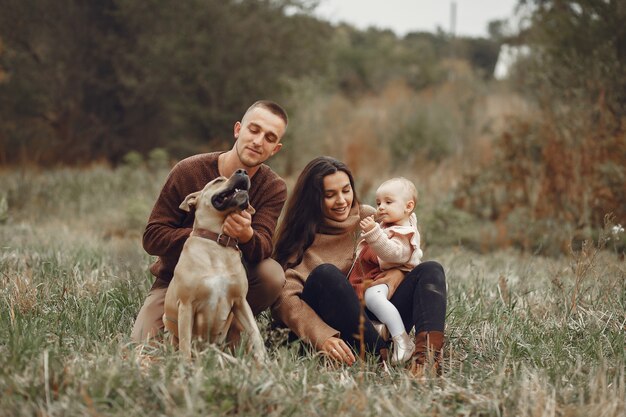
[360,215,377,233]
[222,210,254,243]
[321,336,356,365]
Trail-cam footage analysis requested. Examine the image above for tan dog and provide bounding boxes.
[163,169,266,360]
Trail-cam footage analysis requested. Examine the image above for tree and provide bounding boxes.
[453,0,626,254]
[516,0,626,118]
[0,0,134,164]
[0,0,331,164]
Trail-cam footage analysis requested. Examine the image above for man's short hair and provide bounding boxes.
[245,100,289,127]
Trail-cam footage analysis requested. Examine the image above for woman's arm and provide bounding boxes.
[271,269,340,350]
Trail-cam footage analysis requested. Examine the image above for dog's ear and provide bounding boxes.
[179,191,201,212]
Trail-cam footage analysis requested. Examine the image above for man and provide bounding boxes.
[131,100,288,343]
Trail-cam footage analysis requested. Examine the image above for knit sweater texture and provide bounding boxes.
[143,152,287,289]
[358,212,423,271]
[271,204,376,350]
[348,212,422,297]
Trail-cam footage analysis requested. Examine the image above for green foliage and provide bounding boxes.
[516,0,626,119]
[0,0,332,164]
[124,198,152,233]
[450,0,626,255]
[389,104,456,163]
[147,147,170,171]
[122,151,144,169]
[453,36,501,77]
[328,27,449,96]
[0,0,502,166]
[419,201,499,252]
[0,0,140,164]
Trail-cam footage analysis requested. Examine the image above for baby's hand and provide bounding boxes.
[360,215,376,232]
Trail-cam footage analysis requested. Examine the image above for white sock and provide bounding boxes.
[364,284,405,337]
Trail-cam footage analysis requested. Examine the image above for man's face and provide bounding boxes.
[233,106,285,168]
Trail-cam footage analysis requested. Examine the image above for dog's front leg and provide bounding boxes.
[178,302,193,359]
[233,300,267,361]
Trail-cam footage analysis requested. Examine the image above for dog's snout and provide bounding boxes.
[235,169,248,177]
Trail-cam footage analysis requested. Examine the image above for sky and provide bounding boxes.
[313,0,520,38]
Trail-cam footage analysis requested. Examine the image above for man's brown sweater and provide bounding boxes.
[143,152,287,289]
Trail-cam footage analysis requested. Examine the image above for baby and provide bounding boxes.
[348,177,423,364]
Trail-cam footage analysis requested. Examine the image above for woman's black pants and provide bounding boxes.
[299,261,447,354]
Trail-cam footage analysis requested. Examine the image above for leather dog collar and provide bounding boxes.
[192,229,239,249]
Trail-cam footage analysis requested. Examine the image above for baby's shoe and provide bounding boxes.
[391,332,415,364]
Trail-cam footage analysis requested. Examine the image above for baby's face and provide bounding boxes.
[375,181,413,226]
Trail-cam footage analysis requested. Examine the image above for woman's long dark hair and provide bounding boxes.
[273,156,359,269]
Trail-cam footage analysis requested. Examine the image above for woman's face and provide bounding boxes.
[322,171,354,222]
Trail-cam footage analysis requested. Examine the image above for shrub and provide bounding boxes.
[389,105,455,164]
[147,148,170,171]
[122,151,144,169]
[453,116,626,255]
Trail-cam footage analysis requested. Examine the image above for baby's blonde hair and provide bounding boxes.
[379,177,418,205]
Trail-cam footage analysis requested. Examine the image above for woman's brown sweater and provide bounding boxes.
[271,204,375,350]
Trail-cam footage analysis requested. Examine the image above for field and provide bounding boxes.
[0,166,624,417]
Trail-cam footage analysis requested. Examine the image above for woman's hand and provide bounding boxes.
[373,269,405,299]
[321,337,356,365]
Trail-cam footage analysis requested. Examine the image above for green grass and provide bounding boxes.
[0,167,624,416]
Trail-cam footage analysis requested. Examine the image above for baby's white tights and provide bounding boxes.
[364,284,405,337]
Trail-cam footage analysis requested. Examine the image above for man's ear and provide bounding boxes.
[270,142,283,156]
[233,121,242,139]
[179,191,201,212]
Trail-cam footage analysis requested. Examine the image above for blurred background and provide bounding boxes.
[0,0,624,256]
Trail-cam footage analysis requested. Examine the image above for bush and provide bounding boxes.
[147,148,170,171]
[122,151,144,169]
[389,105,455,163]
[453,117,626,255]
[449,0,626,255]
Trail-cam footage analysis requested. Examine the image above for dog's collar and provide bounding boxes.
[192,229,239,249]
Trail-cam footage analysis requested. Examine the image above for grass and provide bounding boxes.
[0,166,624,416]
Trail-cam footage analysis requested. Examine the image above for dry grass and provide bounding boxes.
[0,166,624,416]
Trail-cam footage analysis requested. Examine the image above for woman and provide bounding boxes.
[271,156,447,374]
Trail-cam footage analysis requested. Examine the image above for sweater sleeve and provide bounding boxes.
[239,175,287,264]
[361,223,413,265]
[271,267,339,350]
[142,162,192,257]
